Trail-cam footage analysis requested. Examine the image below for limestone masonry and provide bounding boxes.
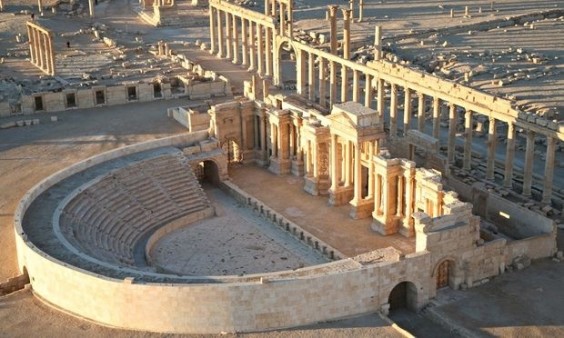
[2,0,562,335]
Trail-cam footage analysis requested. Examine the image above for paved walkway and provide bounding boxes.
[229,165,415,257]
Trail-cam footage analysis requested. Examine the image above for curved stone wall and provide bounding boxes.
[14,132,433,334]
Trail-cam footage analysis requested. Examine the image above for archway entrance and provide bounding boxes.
[435,260,453,289]
[195,160,221,185]
[388,281,418,312]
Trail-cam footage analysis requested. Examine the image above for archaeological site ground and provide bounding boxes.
[0,0,563,337]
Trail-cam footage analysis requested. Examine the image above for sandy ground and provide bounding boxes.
[151,184,328,276]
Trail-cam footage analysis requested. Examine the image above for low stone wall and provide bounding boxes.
[220,180,346,261]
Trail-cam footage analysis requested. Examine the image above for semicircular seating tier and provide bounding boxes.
[56,149,213,267]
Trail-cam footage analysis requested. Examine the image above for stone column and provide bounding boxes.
[353,142,362,203]
[279,2,285,36]
[404,170,413,228]
[36,31,44,69]
[209,7,217,54]
[403,87,412,136]
[352,70,360,103]
[358,0,364,22]
[296,50,306,95]
[308,53,316,101]
[374,26,382,60]
[88,0,94,18]
[329,6,338,55]
[329,61,337,106]
[225,13,232,60]
[264,0,270,15]
[257,24,264,75]
[504,122,515,188]
[432,97,440,138]
[232,14,239,64]
[216,9,224,58]
[37,0,43,14]
[46,32,55,75]
[341,65,348,103]
[447,104,457,164]
[27,25,36,65]
[331,134,338,190]
[417,93,425,131]
[463,110,473,170]
[486,118,497,180]
[390,83,398,137]
[542,136,556,203]
[265,27,272,76]
[522,130,535,197]
[260,113,267,159]
[254,115,260,150]
[396,174,403,216]
[368,142,375,198]
[364,73,373,108]
[375,174,382,214]
[377,78,385,118]
[343,9,351,59]
[241,19,248,66]
[249,21,256,71]
[270,123,278,158]
[319,58,327,107]
[349,0,354,19]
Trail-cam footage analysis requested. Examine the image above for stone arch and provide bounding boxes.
[432,257,457,289]
[200,160,221,185]
[387,281,418,312]
[274,37,298,90]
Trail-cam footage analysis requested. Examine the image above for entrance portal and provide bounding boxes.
[388,281,418,311]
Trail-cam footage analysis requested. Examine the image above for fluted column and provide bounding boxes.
[463,110,473,170]
[542,136,556,203]
[504,122,516,188]
[486,118,497,180]
[225,12,232,60]
[522,130,535,197]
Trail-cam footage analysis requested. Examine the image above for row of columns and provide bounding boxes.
[26,22,55,76]
[209,6,274,77]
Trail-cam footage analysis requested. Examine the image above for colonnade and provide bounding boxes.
[209,0,561,205]
[26,21,55,76]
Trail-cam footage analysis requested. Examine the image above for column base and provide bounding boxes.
[328,186,354,206]
[349,198,374,220]
[268,158,291,175]
[398,218,415,238]
[291,160,304,177]
[371,213,399,235]
[304,176,331,196]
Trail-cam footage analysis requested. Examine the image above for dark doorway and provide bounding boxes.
[388,281,418,312]
[201,160,220,185]
[66,93,76,108]
[34,96,44,111]
[153,83,162,98]
[95,90,105,105]
[127,86,137,100]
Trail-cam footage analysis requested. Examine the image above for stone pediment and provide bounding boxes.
[328,102,383,139]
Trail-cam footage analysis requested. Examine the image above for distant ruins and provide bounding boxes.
[7,0,563,335]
